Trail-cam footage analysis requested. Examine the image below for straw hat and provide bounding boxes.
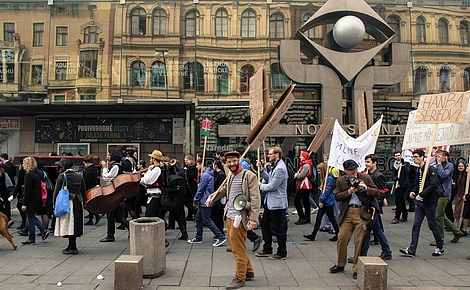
[148,150,170,162]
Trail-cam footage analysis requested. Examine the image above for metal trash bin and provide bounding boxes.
[129,217,166,277]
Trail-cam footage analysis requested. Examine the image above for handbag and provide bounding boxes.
[54,173,70,218]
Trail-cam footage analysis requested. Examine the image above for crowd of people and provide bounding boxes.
[0,147,469,289]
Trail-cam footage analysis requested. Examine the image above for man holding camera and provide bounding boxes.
[329,159,379,279]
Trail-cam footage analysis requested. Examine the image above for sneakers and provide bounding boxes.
[20,240,35,245]
[41,231,49,241]
[213,238,227,247]
[226,278,245,289]
[399,247,415,257]
[245,271,255,281]
[292,210,298,215]
[311,208,318,214]
[432,248,444,256]
[188,238,203,244]
[268,254,286,260]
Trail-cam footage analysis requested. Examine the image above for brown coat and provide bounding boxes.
[334,173,380,225]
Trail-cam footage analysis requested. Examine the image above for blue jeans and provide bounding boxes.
[26,210,46,241]
[195,207,225,241]
[363,213,392,255]
[410,201,442,253]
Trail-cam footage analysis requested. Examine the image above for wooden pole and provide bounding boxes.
[257,148,261,180]
[201,135,208,169]
[419,123,438,193]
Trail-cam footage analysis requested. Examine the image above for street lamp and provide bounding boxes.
[155,48,169,99]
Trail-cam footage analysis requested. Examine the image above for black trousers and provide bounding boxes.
[159,204,187,234]
[294,189,311,222]
[394,187,409,220]
[211,201,225,234]
[106,203,128,236]
[261,203,287,257]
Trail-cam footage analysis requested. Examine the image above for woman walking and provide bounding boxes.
[53,158,86,255]
[293,151,313,225]
[453,161,469,234]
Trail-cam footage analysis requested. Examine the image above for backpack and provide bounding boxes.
[43,172,54,192]
[161,165,187,209]
[122,157,135,173]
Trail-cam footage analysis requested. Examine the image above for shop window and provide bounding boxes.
[151,61,166,88]
[240,64,254,93]
[84,26,99,44]
[387,16,400,42]
[33,23,44,46]
[241,9,256,38]
[183,61,204,92]
[131,61,146,87]
[416,17,426,43]
[185,10,199,38]
[56,26,68,46]
[79,50,98,78]
[153,8,166,36]
[215,9,228,38]
[131,8,146,35]
[217,63,229,94]
[3,23,15,42]
[438,18,449,44]
[31,65,43,85]
[270,13,284,39]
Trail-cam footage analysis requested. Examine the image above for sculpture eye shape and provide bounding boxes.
[296,0,396,82]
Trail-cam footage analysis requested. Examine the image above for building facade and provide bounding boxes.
[0,0,469,171]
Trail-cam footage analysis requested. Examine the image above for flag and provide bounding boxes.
[201,118,211,137]
[327,116,383,171]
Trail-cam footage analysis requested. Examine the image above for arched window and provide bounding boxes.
[387,16,400,42]
[414,66,427,93]
[215,9,228,38]
[460,21,469,45]
[439,66,451,92]
[150,61,166,88]
[241,9,256,38]
[270,62,290,90]
[131,8,146,35]
[84,26,99,44]
[438,18,449,43]
[270,13,284,39]
[183,61,204,92]
[131,61,146,87]
[416,17,426,43]
[302,14,315,39]
[153,8,166,36]
[239,64,254,92]
[217,63,229,94]
[464,68,470,91]
[186,10,200,38]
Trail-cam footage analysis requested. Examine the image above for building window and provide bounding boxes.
[150,61,166,88]
[79,50,98,78]
[186,10,200,38]
[439,67,451,92]
[0,51,3,82]
[414,66,427,93]
[131,8,146,35]
[217,63,229,94]
[438,18,449,43]
[33,23,44,46]
[3,50,14,83]
[31,65,43,85]
[84,26,99,44]
[302,14,315,39]
[416,17,426,43]
[56,26,68,46]
[55,61,68,80]
[270,62,290,90]
[3,23,15,42]
[153,8,166,36]
[240,64,254,92]
[131,61,146,87]
[241,9,256,38]
[464,68,470,91]
[460,21,469,45]
[387,16,400,42]
[79,88,96,101]
[183,61,204,92]
[215,9,228,38]
[270,13,284,39]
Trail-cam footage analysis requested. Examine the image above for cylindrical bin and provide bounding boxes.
[129,217,166,278]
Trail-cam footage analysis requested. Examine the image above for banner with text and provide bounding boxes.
[328,116,382,171]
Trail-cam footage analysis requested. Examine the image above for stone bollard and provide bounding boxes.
[357,256,388,290]
[129,217,166,278]
[114,255,143,290]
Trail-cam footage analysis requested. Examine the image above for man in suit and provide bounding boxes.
[329,159,379,279]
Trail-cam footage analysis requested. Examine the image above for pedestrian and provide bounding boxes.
[83,154,101,225]
[328,159,379,279]
[206,150,261,289]
[255,146,288,260]
[399,149,444,257]
[453,161,469,233]
[293,151,313,225]
[183,155,197,221]
[53,158,86,255]
[390,151,411,224]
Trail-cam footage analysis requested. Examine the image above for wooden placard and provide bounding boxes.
[357,91,368,135]
[249,67,270,130]
[415,92,470,124]
[307,116,334,153]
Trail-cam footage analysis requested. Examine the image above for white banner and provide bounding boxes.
[402,106,470,150]
[327,116,383,171]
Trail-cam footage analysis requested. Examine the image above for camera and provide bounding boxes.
[351,179,365,192]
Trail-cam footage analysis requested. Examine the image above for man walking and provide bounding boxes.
[206,151,260,289]
[399,149,444,257]
[391,151,411,224]
[255,146,288,260]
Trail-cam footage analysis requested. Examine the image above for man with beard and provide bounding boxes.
[206,151,260,289]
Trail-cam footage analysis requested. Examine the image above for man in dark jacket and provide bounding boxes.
[399,149,443,257]
[391,151,411,223]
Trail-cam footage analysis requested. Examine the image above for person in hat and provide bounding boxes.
[328,159,379,279]
[53,158,86,254]
[140,150,165,217]
[206,151,261,289]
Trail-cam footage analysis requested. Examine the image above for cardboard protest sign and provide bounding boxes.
[249,68,270,130]
[307,116,334,153]
[357,91,368,135]
[415,92,469,124]
[327,116,382,171]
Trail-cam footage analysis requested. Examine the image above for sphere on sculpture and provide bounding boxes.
[332,15,366,49]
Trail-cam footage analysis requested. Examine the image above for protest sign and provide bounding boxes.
[415,92,469,124]
[307,116,334,154]
[249,67,270,130]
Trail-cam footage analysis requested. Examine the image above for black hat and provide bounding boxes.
[343,159,359,170]
[224,151,240,159]
[55,158,73,168]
